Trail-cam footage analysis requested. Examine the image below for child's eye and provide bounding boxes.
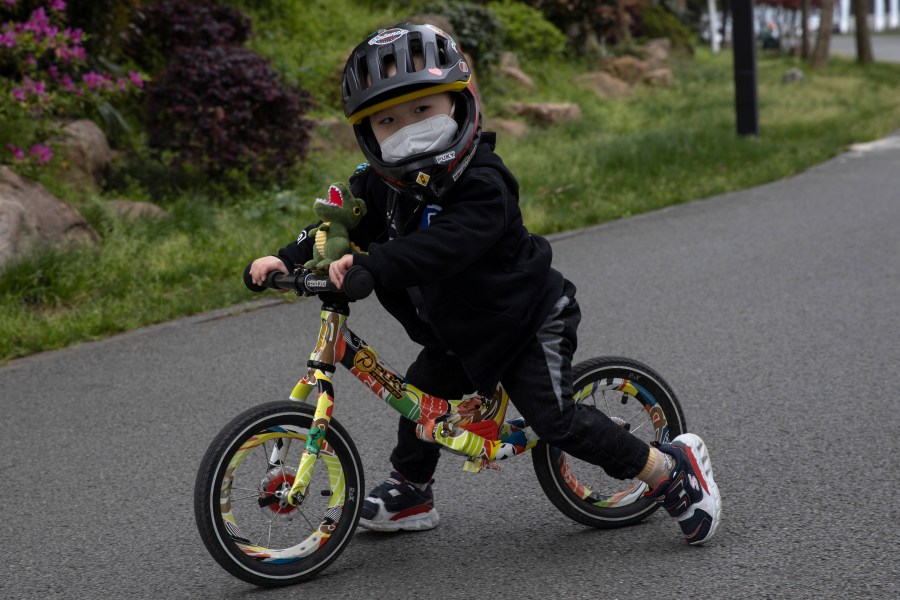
[414,105,430,114]
[377,116,394,125]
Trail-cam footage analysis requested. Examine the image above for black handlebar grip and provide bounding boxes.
[243,263,266,292]
[342,266,374,300]
[264,270,285,290]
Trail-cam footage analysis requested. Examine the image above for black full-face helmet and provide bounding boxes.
[342,23,482,203]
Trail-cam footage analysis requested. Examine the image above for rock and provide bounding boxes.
[599,55,653,85]
[106,200,170,220]
[640,38,672,68]
[507,102,582,125]
[574,71,631,99]
[642,68,673,88]
[488,118,528,138]
[56,119,112,191]
[783,68,805,83]
[499,66,535,89]
[0,166,99,266]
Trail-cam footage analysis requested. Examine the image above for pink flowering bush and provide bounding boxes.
[0,0,145,170]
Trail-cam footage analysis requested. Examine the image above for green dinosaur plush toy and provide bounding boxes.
[304,183,367,270]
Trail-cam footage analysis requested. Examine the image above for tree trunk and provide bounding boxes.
[810,0,835,67]
[721,0,731,46]
[853,0,875,63]
[801,0,811,58]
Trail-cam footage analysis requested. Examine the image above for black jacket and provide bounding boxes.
[272,134,564,394]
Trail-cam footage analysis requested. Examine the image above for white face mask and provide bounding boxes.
[379,112,458,163]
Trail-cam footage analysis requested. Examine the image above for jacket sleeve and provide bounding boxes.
[353,169,509,290]
[274,222,318,269]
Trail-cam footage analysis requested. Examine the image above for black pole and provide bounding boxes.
[732,0,759,136]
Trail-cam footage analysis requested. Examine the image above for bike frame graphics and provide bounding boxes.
[287,304,540,491]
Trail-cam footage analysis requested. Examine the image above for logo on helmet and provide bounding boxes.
[369,28,408,46]
[416,172,431,186]
[435,151,456,164]
[456,60,469,73]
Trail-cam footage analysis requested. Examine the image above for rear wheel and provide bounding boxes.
[194,401,363,586]
[532,357,686,528]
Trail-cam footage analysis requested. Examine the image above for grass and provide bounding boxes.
[493,51,900,231]
[3,47,900,363]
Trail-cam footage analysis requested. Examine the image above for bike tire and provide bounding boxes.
[194,401,364,586]
[532,356,686,529]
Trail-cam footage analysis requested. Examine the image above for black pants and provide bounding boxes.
[390,281,650,484]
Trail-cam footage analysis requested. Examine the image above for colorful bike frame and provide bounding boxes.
[282,301,543,505]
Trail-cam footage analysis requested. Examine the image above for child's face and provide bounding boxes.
[369,92,454,145]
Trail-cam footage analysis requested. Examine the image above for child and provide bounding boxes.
[247,23,721,544]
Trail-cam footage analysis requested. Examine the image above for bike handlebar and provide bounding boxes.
[259,266,374,300]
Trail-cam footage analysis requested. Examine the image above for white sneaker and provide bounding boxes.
[646,433,722,544]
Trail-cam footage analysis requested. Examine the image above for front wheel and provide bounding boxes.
[194,401,364,586]
[532,357,686,529]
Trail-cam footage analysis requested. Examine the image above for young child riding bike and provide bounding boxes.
[247,23,721,545]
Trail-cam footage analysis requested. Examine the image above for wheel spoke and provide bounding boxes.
[298,508,315,531]
[601,390,613,415]
[232,493,264,502]
[628,417,652,435]
[261,441,270,468]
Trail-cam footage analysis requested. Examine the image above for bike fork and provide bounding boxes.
[286,370,336,504]
[287,303,347,505]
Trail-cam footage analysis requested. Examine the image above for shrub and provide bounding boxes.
[525,0,620,50]
[143,45,313,182]
[0,0,144,171]
[128,0,252,71]
[487,0,566,61]
[420,1,503,71]
[631,3,693,50]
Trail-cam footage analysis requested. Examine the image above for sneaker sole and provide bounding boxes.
[358,509,440,533]
[674,433,722,545]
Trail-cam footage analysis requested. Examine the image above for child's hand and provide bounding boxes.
[328,254,354,290]
[249,256,288,288]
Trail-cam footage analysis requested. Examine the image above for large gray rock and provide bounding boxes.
[56,119,112,190]
[0,166,98,267]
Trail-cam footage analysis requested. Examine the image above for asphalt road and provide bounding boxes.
[830,33,900,62]
[3,134,900,598]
